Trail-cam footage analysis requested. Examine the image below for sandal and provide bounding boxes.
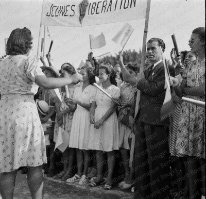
[104,183,112,190]
[89,177,104,187]
[79,175,88,185]
[66,174,81,183]
[118,181,125,188]
[120,182,132,190]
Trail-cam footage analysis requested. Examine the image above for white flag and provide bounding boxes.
[112,23,134,48]
[160,59,174,120]
[89,33,106,49]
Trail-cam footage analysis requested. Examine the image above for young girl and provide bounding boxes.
[118,63,138,190]
[89,64,120,190]
[53,63,77,181]
[66,64,96,185]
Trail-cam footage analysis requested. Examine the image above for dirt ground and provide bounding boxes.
[0,172,132,199]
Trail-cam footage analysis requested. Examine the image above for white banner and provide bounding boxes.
[41,0,147,27]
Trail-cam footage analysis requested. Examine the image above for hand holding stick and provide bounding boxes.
[171,34,179,57]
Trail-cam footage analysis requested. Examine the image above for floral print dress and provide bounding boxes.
[170,59,205,158]
[0,55,47,173]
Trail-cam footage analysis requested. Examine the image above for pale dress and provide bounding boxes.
[88,84,120,152]
[0,55,47,173]
[69,84,96,150]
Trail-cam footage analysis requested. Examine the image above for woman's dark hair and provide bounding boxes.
[6,27,33,55]
[147,38,166,52]
[99,64,117,86]
[85,67,96,85]
[127,63,140,74]
[192,27,205,43]
[61,63,76,75]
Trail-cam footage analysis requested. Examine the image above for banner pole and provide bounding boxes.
[135,0,151,117]
[140,0,151,74]
[43,25,46,58]
[37,0,45,59]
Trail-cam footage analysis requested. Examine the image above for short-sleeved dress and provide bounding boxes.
[88,84,120,152]
[0,55,47,173]
[69,83,96,150]
[169,59,205,159]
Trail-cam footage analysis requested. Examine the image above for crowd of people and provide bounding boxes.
[0,26,205,199]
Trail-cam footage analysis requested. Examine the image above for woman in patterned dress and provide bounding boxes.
[171,27,205,199]
[0,28,81,199]
[169,50,197,195]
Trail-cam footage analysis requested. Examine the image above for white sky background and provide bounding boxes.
[0,0,205,70]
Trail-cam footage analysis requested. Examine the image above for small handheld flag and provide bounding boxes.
[112,23,134,50]
[89,33,106,49]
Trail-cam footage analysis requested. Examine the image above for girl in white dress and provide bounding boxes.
[89,64,120,190]
[53,63,77,181]
[66,65,96,185]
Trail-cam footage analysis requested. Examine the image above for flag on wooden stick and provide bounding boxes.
[89,33,106,49]
[160,59,175,121]
[112,23,134,49]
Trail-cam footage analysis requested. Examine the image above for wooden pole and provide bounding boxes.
[140,0,151,74]
[43,25,46,57]
[37,0,45,58]
[135,0,152,117]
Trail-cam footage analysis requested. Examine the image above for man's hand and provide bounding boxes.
[170,48,181,66]
[170,76,180,87]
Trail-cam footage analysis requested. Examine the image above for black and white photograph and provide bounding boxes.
[0,0,205,198]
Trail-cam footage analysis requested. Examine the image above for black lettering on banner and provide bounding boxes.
[101,0,107,13]
[130,0,136,8]
[54,6,58,17]
[63,6,68,16]
[119,0,123,9]
[91,2,96,15]
[88,3,91,15]
[96,1,101,14]
[58,6,63,16]
[46,4,52,16]
[124,0,129,9]
[107,0,112,12]
[65,5,70,16]
[70,5,75,16]
[114,0,118,11]
[51,4,54,17]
